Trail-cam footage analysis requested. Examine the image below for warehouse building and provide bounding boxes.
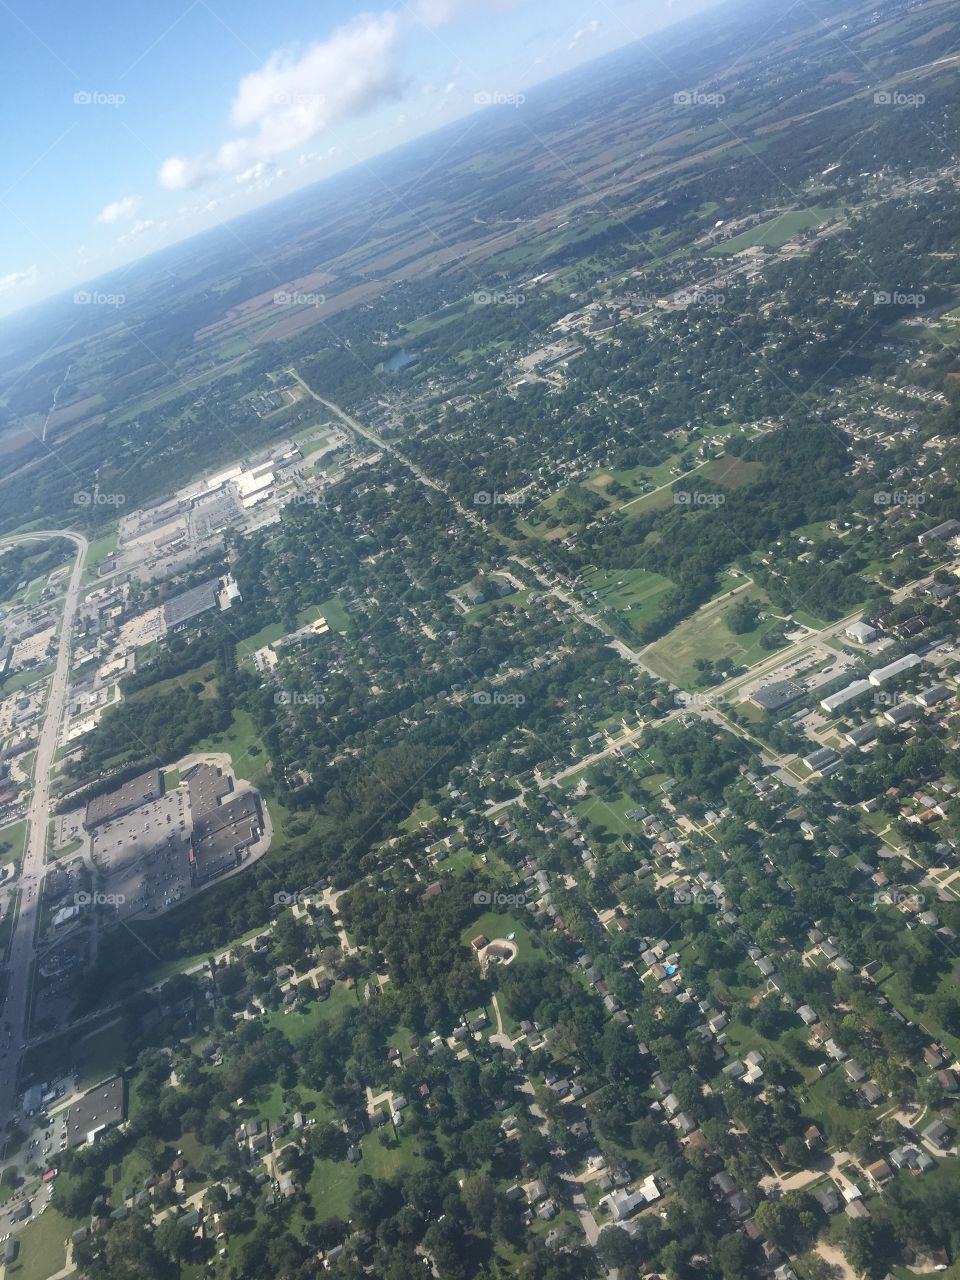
[820,679,872,715]
[868,653,923,687]
[84,768,163,831]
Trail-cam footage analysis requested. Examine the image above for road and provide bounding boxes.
[0,530,88,1137]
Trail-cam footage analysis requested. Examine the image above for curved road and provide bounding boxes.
[0,530,88,1136]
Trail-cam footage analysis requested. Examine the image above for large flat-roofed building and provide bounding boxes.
[820,679,872,715]
[750,680,802,712]
[84,768,163,831]
[162,578,221,632]
[185,761,233,818]
[868,653,922,687]
[845,620,877,645]
[189,790,262,886]
[65,1076,125,1147]
[918,519,960,546]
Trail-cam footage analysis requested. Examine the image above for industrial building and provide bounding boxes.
[820,679,872,715]
[162,578,222,632]
[845,620,877,645]
[188,787,262,886]
[749,680,802,712]
[868,653,923,687]
[65,1076,125,1147]
[84,768,163,831]
[918,519,960,545]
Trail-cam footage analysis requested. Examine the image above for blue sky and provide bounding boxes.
[0,0,718,315]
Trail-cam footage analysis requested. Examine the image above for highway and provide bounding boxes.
[0,531,88,1138]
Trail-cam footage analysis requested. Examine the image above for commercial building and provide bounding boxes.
[162,578,221,632]
[189,789,262,886]
[820,679,872,715]
[845,620,877,645]
[750,680,802,712]
[65,1077,125,1147]
[84,768,163,831]
[918,519,960,545]
[868,653,923,687]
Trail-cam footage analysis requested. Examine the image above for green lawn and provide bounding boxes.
[0,819,27,866]
[194,708,266,780]
[4,1207,80,1280]
[236,595,349,661]
[581,567,674,632]
[463,912,535,962]
[707,206,839,254]
[645,585,785,687]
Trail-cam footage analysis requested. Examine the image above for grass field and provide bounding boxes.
[582,567,674,632]
[464,912,535,962]
[645,583,784,687]
[236,595,349,661]
[707,205,838,255]
[0,820,27,866]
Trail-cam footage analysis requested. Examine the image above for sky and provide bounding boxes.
[0,0,719,317]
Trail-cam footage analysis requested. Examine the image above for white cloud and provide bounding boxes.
[97,194,141,225]
[0,266,37,298]
[568,19,601,49]
[159,13,402,191]
[118,218,167,246]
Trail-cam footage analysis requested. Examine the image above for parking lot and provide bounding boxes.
[91,787,193,918]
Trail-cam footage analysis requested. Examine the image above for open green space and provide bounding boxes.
[707,205,839,254]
